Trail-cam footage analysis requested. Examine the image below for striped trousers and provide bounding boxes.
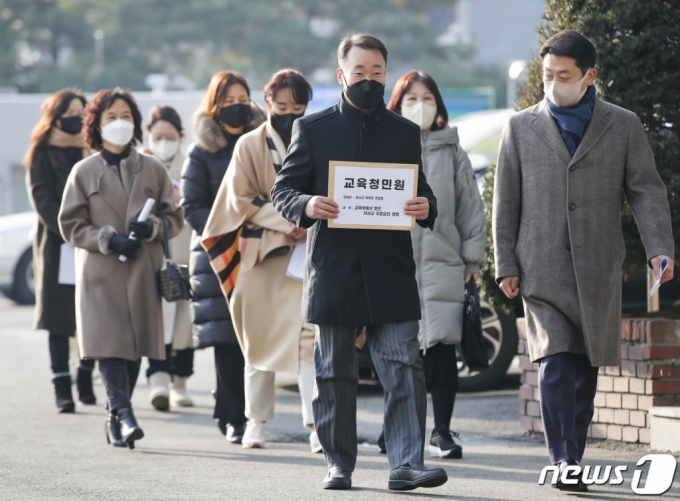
[313,322,426,471]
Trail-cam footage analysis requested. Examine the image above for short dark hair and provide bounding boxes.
[146,105,184,135]
[387,71,449,131]
[83,88,143,151]
[264,69,313,105]
[539,30,597,77]
[337,33,388,66]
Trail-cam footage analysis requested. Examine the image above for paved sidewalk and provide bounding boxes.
[0,300,678,500]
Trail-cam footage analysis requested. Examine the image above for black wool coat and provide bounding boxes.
[271,98,437,326]
[27,145,83,336]
[181,107,265,347]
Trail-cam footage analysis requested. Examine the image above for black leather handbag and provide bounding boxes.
[158,228,193,302]
[459,280,489,372]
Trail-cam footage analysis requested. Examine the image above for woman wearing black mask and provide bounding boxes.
[181,71,265,444]
[23,88,96,413]
[201,69,318,451]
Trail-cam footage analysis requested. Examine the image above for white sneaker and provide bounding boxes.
[242,420,266,448]
[310,429,322,453]
[170,376,193,407]
[149,372,171,411]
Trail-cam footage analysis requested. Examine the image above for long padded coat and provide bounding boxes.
[181,104,265,347]
[412,127,486,350]
[271,98,437,326]
[493,96,674,367]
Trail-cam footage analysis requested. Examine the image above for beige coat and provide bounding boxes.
[412,127,486,350]
[165,150,192,265]
[202,120,314,372]
[59,148,184,361]
[493,98,674,367]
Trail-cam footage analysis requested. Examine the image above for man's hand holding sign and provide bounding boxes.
[305,161,427,229]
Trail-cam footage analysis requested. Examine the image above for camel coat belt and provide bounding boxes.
[59,148,184,361]
[493,97,674,367]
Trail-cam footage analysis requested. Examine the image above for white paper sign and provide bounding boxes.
[286,242,306,282]
[328,161,418,230]
[58,243,76,285]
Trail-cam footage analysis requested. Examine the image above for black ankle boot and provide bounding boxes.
[53,375,75,413]
[76,367,97,405]
[117,408,144,449]
[105,412,126,447]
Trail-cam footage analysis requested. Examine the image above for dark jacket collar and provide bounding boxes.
[337,94,386,124]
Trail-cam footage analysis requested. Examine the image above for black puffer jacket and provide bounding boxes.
[181,103,266,348]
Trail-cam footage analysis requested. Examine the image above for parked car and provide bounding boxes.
[0,211,36,305]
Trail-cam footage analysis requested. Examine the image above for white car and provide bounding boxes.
[0,211,36,304]
[451,108,514,193]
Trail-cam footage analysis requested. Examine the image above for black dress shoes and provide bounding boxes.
[117,408,144,449]
[554,459,588,492]
[322,466,352,490]
[105,413,126,448]
[53,375,75,413]
[389,462,448,491]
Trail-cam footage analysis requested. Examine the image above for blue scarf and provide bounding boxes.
[545,85,596,157]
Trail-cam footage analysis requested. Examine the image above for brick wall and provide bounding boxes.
[518,318,680,445]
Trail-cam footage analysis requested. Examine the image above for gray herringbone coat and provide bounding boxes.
[493,97,674,367]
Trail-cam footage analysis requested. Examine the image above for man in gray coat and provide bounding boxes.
[493,30,674,491]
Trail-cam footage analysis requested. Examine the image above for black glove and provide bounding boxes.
[128,218,154,240]
[108,234,142,259]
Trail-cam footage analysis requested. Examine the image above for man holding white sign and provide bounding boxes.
[271,34,445,492]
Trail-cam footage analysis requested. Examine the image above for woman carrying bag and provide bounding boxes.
[24,88,96,413]
[59,88,184,449]
[202,69,318,452]
[384,71,486,459]
[142,106,194,411]
[181,71,266,444]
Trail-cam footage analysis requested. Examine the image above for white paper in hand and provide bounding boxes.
[58,243,76,285]
[286,242,306,283]
[119,197,156,262]
[649,257,669,297]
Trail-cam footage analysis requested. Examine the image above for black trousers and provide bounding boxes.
[48,333,95,375]
[213,344,246,425]
[146,344,194,378]
[99,358,142,412]
[539,352,599,464]
[422,342,459,431]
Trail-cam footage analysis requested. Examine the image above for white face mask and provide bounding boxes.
[401,102,438,130]
[101,119,135,147]
[543,70,590,108]
[149,139,180,162]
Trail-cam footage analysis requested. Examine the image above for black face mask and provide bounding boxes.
[271,111,304,138]
[59,115,83,135]
[342,74,385,111]
[219,103,251,128]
